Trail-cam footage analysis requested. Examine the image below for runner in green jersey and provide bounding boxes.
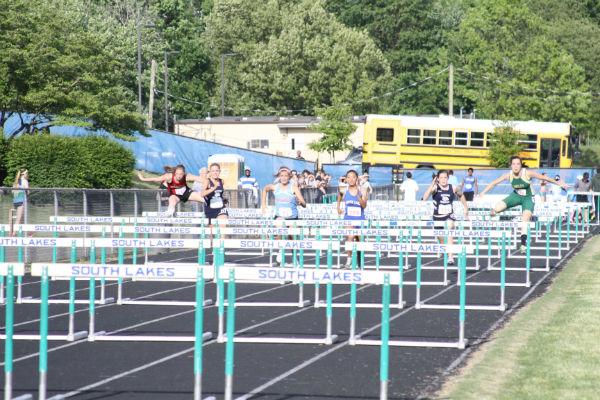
[479,156,568,251]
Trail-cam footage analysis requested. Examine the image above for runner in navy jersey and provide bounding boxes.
[422,170,469,265]
[202,163,229,226]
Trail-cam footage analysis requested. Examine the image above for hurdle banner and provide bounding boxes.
[345,241,475,254]
[50,216,208,225]
[217,266,400,285]
[216,239,341,251]
[31,263,215,281]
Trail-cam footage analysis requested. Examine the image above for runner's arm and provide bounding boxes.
[137,171,169,183]
[261,184,274,213]
[527,170,569,190]
[422,179,437,201]
[293,184,307,208]
[479,174,508,196]
[337,191,343,215]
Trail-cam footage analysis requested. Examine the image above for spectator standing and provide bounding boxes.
[460,168,478,201]
[400,171,419,202]
[238,167,259,207]
[9,168,29,237]
[591,168,600,220]
[296,150,305,160]
[192,167,207,212]
[572,172,591,222]
[448,170,459,187]
[538,172,547,203]
[360,172,373,197]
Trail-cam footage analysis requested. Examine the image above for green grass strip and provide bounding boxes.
[439,235,600,400]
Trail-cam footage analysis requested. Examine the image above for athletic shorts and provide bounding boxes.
[205,206,228,221]
[172,187,193,202]
[274,216,298,220]
[463,192,474,202]
[575,195,589,203]
[433,214,456,222]
[502,191,535,212]
[13,202,23,208]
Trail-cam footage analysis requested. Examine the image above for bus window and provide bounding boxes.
[471,131,484,147]
[439,130,452,145]
[455,131,468,146]
[407,128,421,144]
[376,128,394,142]
[519,134,537,150]
[486,132,493,147]
[562,139,567,157]
[423,129,436,145]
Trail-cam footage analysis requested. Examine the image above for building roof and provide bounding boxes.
[176,115,368,125]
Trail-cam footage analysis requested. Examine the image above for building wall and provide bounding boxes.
[175,121,364,164]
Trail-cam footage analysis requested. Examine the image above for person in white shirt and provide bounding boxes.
[238,167,259,207]
[400,171,419,202]
[359,173,373,196]
[448,170,459,187]
[550,175,567,203]
[192,167,207,212]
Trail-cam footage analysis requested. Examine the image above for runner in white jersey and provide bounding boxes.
[262,167,307,265]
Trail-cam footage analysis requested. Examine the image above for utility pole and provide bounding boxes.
[147,59,157,129]
[164,51,169,131]
[448,63,454,117]
[220,53,238,117]
[136,17,143,114]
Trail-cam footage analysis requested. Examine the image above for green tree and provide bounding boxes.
[308,105,356,162]
[3,134,135,188]
[0,0,146,138]
[488,125,525,168]
[448,0,591,125]
[204,0,392,115]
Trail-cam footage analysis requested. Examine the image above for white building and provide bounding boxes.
[174,115,366,163]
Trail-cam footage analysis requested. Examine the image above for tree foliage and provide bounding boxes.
[0,0,146,138]
[308,105,356,162]
[488,125,526,168]
[204,0,392,115]
[448,0,591,125]
[3,134,135,188]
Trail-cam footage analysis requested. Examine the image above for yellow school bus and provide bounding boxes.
[362,115,575,169]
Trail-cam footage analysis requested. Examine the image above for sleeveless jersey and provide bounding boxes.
[463,176,475,193]
[274,183,298,219]
[509,169,532,196]
[343,188,365,220]
[205,178,225,209]
[167,173,188,196]
[433,184,455,217]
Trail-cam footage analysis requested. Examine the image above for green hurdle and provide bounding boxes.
[224,268,236,400]
[39,265,49,399]
[379,273,391,400]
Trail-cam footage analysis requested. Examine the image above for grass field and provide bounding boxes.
[438,235,600,400]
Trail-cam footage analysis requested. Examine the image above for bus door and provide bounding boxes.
[540,138,561,168]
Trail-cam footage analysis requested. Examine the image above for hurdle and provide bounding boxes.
[1,262,33,400]
[352,250,469,349]
[216,251,339,345]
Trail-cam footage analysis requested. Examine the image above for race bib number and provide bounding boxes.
[516,189,527,196]
[174,187,187,195]
[465,183,472,190]
[347,206,362,217]
[278,207,293,218]
[438,204,453,215]
[210,197,223,209]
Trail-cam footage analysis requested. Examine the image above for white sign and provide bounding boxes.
[0,263,26,276]
[31,263,213,280]
[218,266,399,284]
[217,239,340,251]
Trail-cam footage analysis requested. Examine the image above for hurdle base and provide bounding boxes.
[223,336,338,345]
[92,332,213,342]
[224,300,311,308]
[315,300,406,309]
[19,297,116,305]
[12,394,33,400]
[419,303,506,311]
[0,330,88,341]
[353,338,468,349]
[119,299,214,307]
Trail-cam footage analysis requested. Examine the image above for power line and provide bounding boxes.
[155,67,450,116]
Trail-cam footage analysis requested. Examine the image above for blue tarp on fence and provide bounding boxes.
[2,114,315,189]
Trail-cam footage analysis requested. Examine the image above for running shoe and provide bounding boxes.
[519,245,527,254]
[447,259,455,266]
[343,259,353,269]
